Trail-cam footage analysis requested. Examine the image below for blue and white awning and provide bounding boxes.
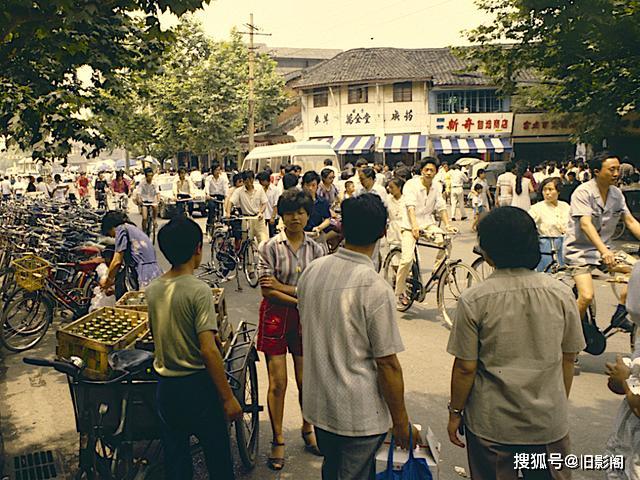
[432,137,512,155]
[332,135,376,155]
[380,134,428,153]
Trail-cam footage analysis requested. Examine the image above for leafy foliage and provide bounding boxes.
[0,0,205,161]
[462,0,640,144]
[96,18,289,161]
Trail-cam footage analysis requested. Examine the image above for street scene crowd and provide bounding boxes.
[2,150,640,480]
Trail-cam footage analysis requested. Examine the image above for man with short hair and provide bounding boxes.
[173,167,196,216]
[301,171,331,238]
[298,193,420,480]
[564,152,640,328]
[134,167,159,229]
[257,170,280,238]
[205,162,228,225]
[148,217,242,480]
[227,170,269,246]
[357,167,387,206]
[448,164,468,221]
[447,207,585,480]
[323,158,340,178]
[395,158,456,309]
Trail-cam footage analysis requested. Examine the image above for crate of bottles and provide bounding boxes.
[56,307,149,380]
[115,291,148,312]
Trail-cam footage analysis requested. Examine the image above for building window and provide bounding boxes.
[312,88,328,108]
[348,84,368,104]
[393,82,412,102]
[434,89,504,113]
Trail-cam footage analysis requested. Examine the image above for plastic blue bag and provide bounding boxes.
[376,425,433,480]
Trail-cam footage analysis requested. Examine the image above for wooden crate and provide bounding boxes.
[56,307,149,380]
[115,290,148,312]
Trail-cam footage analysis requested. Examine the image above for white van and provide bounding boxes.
[241,141,340,174]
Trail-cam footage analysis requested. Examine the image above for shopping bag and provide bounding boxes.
[376,425,433,480]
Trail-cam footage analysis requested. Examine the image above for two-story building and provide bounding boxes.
[292,47,577,166]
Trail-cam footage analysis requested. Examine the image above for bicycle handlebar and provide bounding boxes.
[23,357,132,385]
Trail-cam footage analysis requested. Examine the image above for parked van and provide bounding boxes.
[241,141,340,174]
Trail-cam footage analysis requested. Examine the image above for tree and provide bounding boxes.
[0,0,205,161]
[462,0,640,145]
[96,19,289,163]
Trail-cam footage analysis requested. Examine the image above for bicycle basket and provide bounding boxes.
[12,254,51,292]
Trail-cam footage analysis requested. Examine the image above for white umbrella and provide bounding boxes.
[455,157,484,167]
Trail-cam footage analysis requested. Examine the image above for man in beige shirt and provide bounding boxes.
[447,207,585,480]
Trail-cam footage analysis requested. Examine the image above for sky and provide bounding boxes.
[160,0,494,50]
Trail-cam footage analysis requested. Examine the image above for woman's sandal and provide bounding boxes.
[267,442,285,471]
[301,430,322,456]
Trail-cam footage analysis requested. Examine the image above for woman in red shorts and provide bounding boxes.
[257,188,327,471]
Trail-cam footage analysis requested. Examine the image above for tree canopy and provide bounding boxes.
[95,18,289,162]
[463,0,640,145]
[0,0,205,161]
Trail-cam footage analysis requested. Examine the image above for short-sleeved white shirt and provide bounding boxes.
[229,185,267,216]
[400,176,446,230]
[563,179,630,266]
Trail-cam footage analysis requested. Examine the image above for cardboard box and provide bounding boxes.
[375,424,440,480]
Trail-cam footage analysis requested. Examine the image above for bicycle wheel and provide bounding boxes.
[233,349,260,470]
[471,256,493,281]
[243,240,259,288]
[381,248,418,312]
[437,261,480,328]
[1,290,53,352]
[631,324,637,353]
[210,234,238,281]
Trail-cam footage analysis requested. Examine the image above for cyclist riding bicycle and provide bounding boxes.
[173,167,196,217]
[134,167,159,230]
[395,157,457,310]
[110,170,131,210]
[225,170,269,246]
[94,171,109,208]
[564,151,640,330]
[205,162,228,227]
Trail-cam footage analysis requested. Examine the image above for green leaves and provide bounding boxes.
[464,0,640,145]
[0,0,205,161]
[94,17,289,161]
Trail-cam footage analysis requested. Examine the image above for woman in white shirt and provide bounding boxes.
[385,177,405,248]
[528,177,570,272]
[510,165,535,211]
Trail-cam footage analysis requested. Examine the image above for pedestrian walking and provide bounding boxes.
[257,189,326,471]
[447,207,585,480]
[449,164,468,220]
[298,193,420,480]
[510,163,535,211]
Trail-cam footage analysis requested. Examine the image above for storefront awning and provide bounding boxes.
[332,135,376,155]
[309,137,334,143]
[432,137,512,155]
[380,134,428,153]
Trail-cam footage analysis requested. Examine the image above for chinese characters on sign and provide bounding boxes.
[445,117,509,133]
[389,109,414,122]
[345,108,371,125]
[314,113,330,126]
[522,119,570,130]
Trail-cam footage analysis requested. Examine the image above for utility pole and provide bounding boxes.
[240,14,271,153]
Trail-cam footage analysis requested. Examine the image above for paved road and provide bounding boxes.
[0,209,636,479]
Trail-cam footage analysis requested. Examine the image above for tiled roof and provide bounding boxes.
[291,47,539,89]
[256,45,343,60]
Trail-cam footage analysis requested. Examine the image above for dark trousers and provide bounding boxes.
[156,371,234,480]
[315,427,386,480]
[466,429,571,480]
[207,195,225,225]
[267,219,278,238]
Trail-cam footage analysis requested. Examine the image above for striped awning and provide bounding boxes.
[332,135,376,155]
[309,137,333,143]
[432,137,512,155]
[380,134,428,153]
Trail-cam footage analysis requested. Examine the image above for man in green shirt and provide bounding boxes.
[147,216,241,479]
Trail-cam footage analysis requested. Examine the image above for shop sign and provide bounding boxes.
[430,113,513,135]
[512,113,574,136]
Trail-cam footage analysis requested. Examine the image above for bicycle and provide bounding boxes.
[140,202,157,245]
[96,192,109,210]
[541,240,637,354]
[2,253,101,351]
[175,195,192,217]
[205,197,225,241]
[114,192,129,212]
[207,216,260,290]
[381,230,480,326]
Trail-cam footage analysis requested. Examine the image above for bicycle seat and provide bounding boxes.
[108,349,154,375]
